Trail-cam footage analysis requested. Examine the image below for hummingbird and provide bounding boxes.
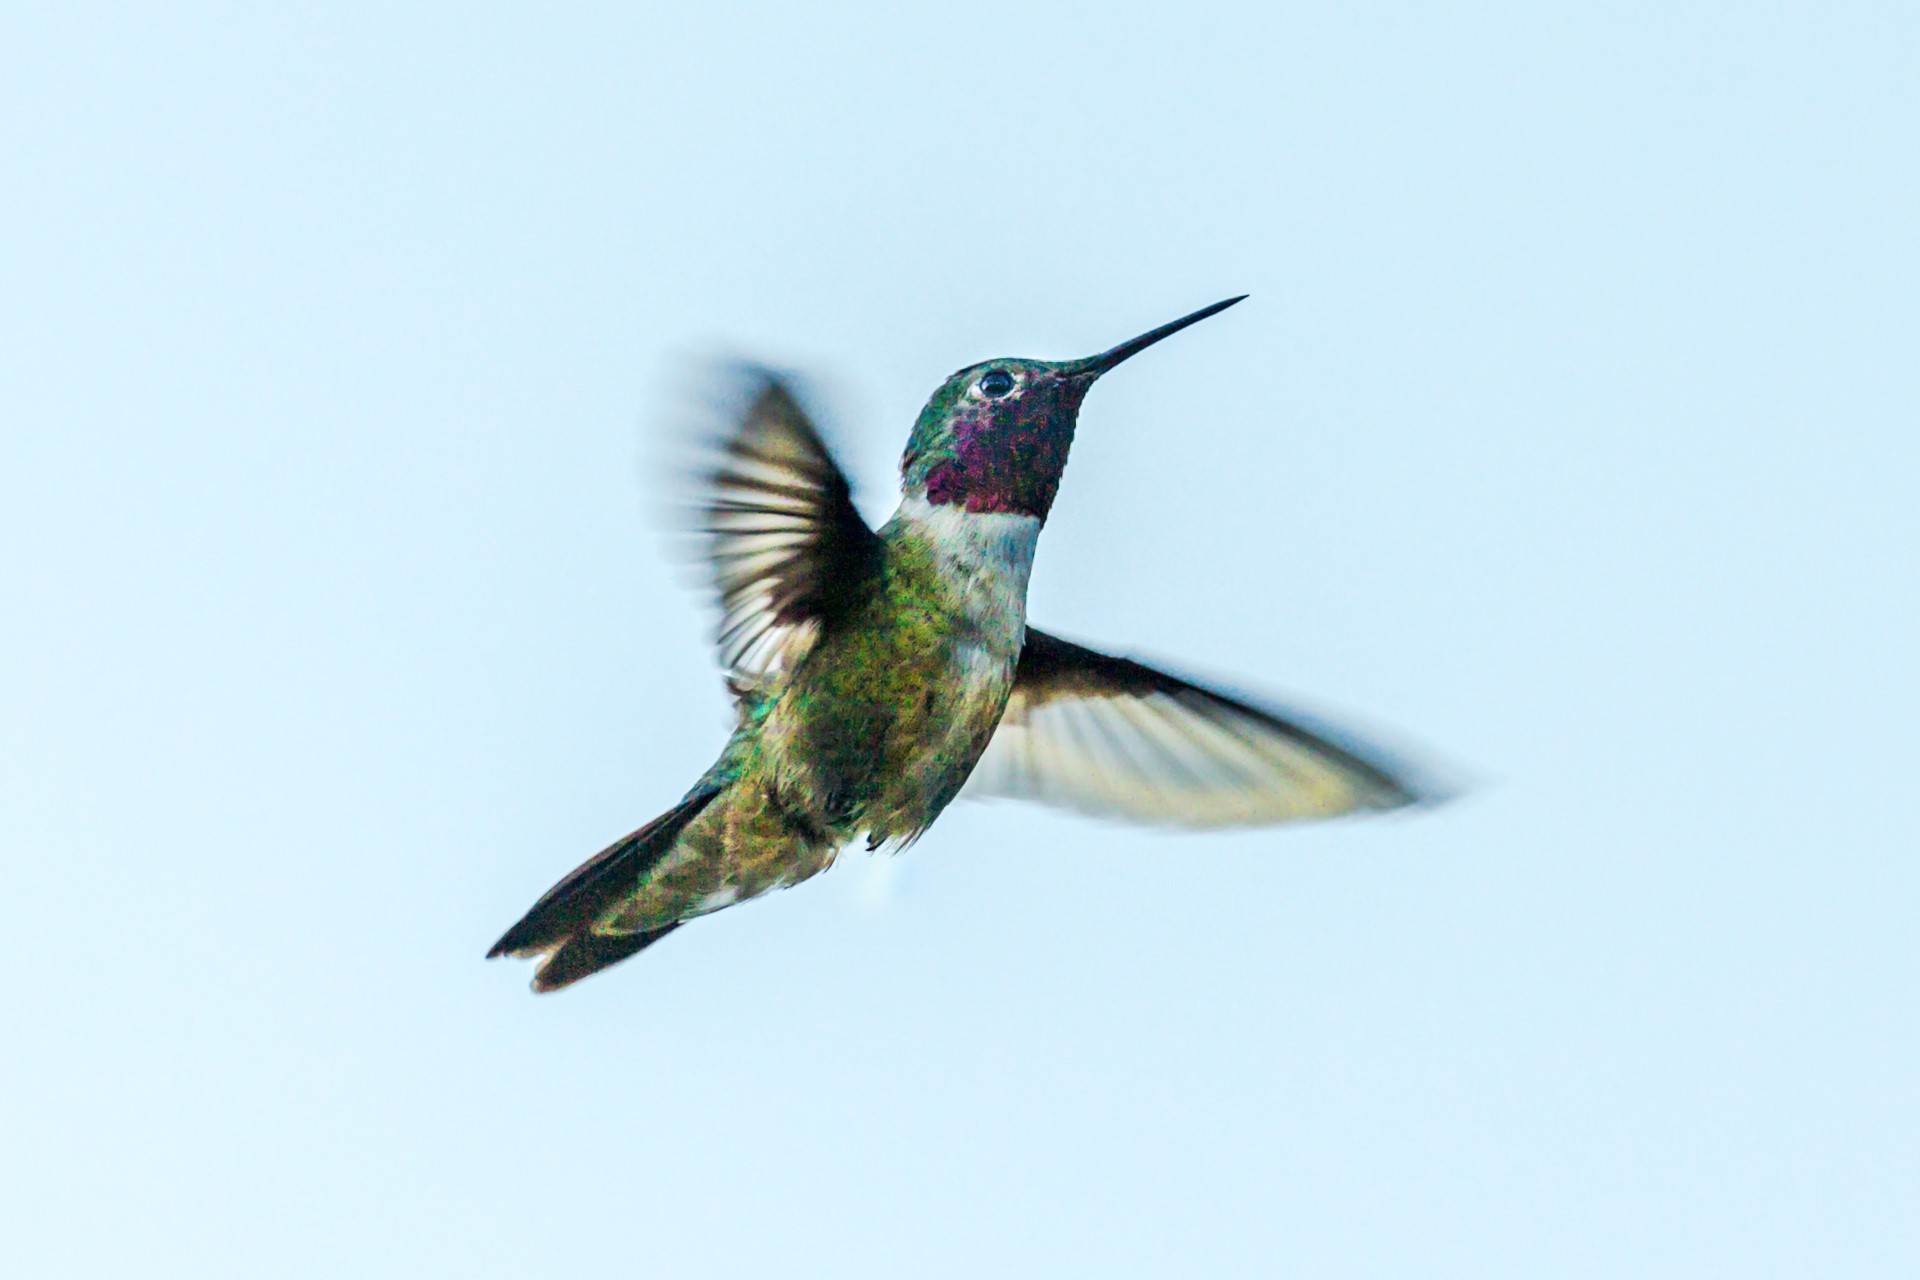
[489,296,1445,991]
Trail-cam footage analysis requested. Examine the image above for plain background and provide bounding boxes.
[3,3,1914,1276]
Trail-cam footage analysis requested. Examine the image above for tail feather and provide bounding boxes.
[531,923,682,993]
[487,787,719,973]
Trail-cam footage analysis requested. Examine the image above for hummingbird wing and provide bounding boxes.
[965,628,1445,828]
[698,371,881,681]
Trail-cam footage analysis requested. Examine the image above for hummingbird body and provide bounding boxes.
[761,498,1039,842]
[491,298,1447,991]
[591,500,1038,938]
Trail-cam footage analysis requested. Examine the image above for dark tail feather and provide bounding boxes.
[487,787,719,970]
[531,923,682,993]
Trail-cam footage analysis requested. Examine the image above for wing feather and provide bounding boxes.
[695,370,880,682]
[966,628,1448,827]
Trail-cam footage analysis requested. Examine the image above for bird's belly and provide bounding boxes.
[762,499,1040,844]
[863,638,1019,840]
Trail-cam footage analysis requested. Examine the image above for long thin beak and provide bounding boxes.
[1063,294,1247,379]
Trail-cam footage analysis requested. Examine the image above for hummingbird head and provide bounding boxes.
[900,296,1247,521]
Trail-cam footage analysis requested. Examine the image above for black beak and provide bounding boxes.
[1062,295,1247,379]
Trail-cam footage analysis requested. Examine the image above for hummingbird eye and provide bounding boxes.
[977,369,1015,398]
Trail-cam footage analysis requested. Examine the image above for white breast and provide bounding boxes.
[892,493,1041,658]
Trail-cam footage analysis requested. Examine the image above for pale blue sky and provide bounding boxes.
[3,3,1915,1276]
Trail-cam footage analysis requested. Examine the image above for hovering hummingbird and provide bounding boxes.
[490,296,1445,991]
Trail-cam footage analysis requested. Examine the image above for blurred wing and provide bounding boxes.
[699,370,881,681]
[966,628,1443,828]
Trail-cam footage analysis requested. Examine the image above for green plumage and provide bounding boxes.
[490,297,1448,991]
